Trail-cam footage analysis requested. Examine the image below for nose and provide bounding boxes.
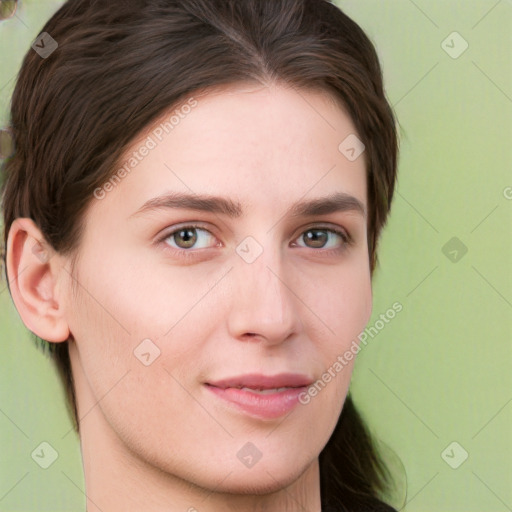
[226,240,302,346]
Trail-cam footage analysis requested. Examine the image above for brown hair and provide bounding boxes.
[1,0,400,509]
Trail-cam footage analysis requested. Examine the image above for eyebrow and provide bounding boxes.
[129,191,366,220]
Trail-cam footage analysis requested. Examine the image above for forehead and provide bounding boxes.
[90,83,367,223]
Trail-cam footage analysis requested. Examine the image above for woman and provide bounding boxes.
[1,0,401,510]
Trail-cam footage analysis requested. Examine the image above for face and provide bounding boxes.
[62,83,372,493]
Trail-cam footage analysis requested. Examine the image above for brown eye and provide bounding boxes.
[173,228,198,249]
[295,227,349,251]
[162,225,217,251]
[303,229,329,248]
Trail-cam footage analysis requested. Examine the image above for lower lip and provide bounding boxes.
[205,384,306,419]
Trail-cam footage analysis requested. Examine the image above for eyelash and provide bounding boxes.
[157,223,352,261]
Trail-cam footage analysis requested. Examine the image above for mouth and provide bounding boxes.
[204,373,312,419]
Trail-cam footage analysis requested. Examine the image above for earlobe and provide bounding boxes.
[6,218,70,343]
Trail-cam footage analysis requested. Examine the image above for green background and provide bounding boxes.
[1,1,511,510]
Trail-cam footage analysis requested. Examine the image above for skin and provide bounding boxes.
[7,82,372,512]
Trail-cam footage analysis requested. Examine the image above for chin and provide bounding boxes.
[205,454,316,496]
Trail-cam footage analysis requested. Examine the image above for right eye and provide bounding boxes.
[157,223,220,259]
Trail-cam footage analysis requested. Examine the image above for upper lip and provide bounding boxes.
[206,373,313,390]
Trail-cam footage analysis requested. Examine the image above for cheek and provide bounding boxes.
[308,259,372,346]
[73,243,219,335]
[301,264,371,414]
[292,260,371,401]
[66,251,223,400]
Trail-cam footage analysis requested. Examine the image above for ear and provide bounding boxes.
[6,218,70,343]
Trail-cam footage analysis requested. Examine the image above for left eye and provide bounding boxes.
[294,227,348,250]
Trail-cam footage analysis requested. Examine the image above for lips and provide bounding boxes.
[206,372,313,390]
[204,373,313,419]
